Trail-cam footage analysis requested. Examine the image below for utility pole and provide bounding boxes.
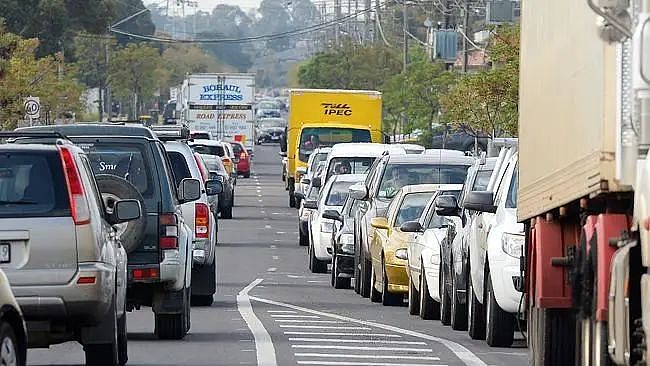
[462,0,470,72]
[402,0,408,72]
[335,0,341,47]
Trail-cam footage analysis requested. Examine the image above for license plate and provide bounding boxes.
[0,243,10,263]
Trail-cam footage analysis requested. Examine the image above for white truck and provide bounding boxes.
[177,73,256,153]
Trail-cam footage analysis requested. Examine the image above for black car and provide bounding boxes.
[328,196,364,289]
[431,130,489,154]
[20,124,200,340]
[255,118,286,144]
[200,154,235,219]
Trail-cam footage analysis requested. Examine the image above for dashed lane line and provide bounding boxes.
[291,345,433,352]
[278,325,371,330]
[296,362,447,366]
[293,353,440,361]
[288,338,427,345]
[270,314,320,318]
[275,320,341,324]
[283,332,401,338]
[236,279,277,366]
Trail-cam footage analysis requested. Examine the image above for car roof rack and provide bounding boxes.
[0,131,72,144]
[149,124,190,141]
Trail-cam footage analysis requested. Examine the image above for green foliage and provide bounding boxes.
[0,25,83,129]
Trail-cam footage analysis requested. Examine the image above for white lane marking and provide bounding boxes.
[250,296,487,366]
[296,362,446,366]
[272,256,280,260]
[258,194,263,197]
[268,310,297,314]
[294,354,440,361]
[265,225,272,229]
[276,231,286,234]
[284,332,401,338]
[261,211,266,214]
[270,245,277,249]
[267,267,277,272]
[288,338,427,345]
[236,279,277,366]
[291,345,433,352]
[279,325,370,330]
[273,239,282,242]
[270,314,320,318]
[275,320,340,324]
[307,280,328,284]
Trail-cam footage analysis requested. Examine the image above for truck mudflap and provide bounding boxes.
[608,238,635,365]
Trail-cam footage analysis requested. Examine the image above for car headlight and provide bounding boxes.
[501,232,524,258]
[321,221,334,233]
[394,248,408,260]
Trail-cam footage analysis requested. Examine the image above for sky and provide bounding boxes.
[144,0,263,12]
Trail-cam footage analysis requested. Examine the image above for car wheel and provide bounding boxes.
[243,172,250,178]
[117,311,128,366]
[419,267,440,320]
[467,265,486,339]
[485,271,515,347]
[450,259,468,331]
[440,264,451,325]
[333,255,351,289]
[85,296,119,365]
[369,264,382,303]
[221,202,233,219]
[0,320,22,366]
[96,174,147,253]
[289,192,296,208]
[382,262,402,306]
[299,228,308,247]
[361,254,372,298]
[155,289,189,340]
[310,243,327,274]
[408,276,420,315]
[353,254,361,294]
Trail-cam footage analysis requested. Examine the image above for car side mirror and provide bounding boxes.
[301,178,311,185]
[311,177,322,188]
[107,199,141,225]
[205,179,223,196]
[370,216,390,230]
[323,209,342,222]
[294,191,305,201]
[303,200,318,210]
[435,195,460,216]
[400,221,424,233]
[178,178,201,203]
[464,191,496,213]
[349,183,368,200]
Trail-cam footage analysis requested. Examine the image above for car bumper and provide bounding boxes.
[490,256,523,313]
[159,249,185,288]
[385,263,409,293]
[192,238,211,266]
[13,262,115,325]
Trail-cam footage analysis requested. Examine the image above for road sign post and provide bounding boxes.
[24,96,40,126]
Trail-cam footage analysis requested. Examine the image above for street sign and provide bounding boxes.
[24,97,40,120]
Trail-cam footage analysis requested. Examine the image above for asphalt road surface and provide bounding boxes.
[27,144,529,366]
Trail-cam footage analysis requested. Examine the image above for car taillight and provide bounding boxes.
[193,154,208,182]
[195,203,209,239]
[159,213,178,249]
[58,146,90,225]
[222,157,231,165]
[132,267,159,281]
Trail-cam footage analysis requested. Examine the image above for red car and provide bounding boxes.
[230,141,251,178]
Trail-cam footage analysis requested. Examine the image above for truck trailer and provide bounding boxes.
[520,0,650,364]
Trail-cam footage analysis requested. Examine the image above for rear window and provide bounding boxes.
[231,143,243,155]
[167,152,191,187]
[200,154,226,173]
[190,132,211,140]
[191,144,225,157]
[395,192,433,227]
[378,163,469,199]
[79,142,155,199]
[327,157,375,179]
[0,152,69,218]
[325,181,355,206]
[473,170,492,191]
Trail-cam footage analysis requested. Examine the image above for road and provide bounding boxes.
[27,144,529,366]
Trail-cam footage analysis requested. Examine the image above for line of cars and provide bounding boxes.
[0,122,248,365]
[294,140,526,349]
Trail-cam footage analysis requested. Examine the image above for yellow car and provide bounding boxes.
[369,184,440,306]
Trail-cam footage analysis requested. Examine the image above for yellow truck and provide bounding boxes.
[281,89,383,207]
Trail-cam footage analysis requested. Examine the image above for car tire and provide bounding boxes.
[408,276,420,315]
[485,271,515,347]
[361,255,372,298]
[155,289,190,340]
[309,243,327,274]
[332,255,351,289]
[299,228,309,247]
[419,268,440,320]
[381,262,402,306]
[85,296,119,366]
[0,320,23,366]
[450,261,468,330]
[96,174,147,253]
[289,193,296,208]
[468,269,486,339]
[369,264,382,303]
[440,265,452,325]
[353,255,361,294]
[243,172,250,178]
[117,312,128,366]
[221,203,233,219]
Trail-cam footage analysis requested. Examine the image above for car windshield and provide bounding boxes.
[309,152,329,173]
[378,164,469,199]
[258,119,285,129]
[0,152,69,218]
[473,169,493,191]
[325,181,355,206]
[395,192,434,227]
[506,167,518,208]
[299,128,371,162]
[191,144,225,157]
[327,157,375,179]
[81,142,154,199]
[259,101,279,109]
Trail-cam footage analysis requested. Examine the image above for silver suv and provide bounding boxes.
[0,132,141,365]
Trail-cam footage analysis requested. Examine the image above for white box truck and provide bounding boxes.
[177,73,255,152]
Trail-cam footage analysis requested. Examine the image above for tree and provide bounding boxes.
[109,43,163,118]
[0,25,83,129]
[73,33,116,121]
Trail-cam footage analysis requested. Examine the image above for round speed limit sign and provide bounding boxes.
[24,97,40,119]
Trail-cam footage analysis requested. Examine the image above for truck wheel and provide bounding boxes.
[370,265,382,303]
[440,266,452,325]
[485,273,515,347]
[530,307,575,366]
[96,174,147,253]
[155,289,189,340]
[408,276,420,315]
[0,321,22,366]
[419,267,440,320]
[85,296,119,366]
[468,272,486,339]
[450,265,468,330]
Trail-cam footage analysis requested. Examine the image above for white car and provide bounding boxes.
[322,143,405,183]
[306,174,367,273]
[465,147,522,347]
[297,147,331,205]
[163,141,222,306]
[402,185,462,319]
